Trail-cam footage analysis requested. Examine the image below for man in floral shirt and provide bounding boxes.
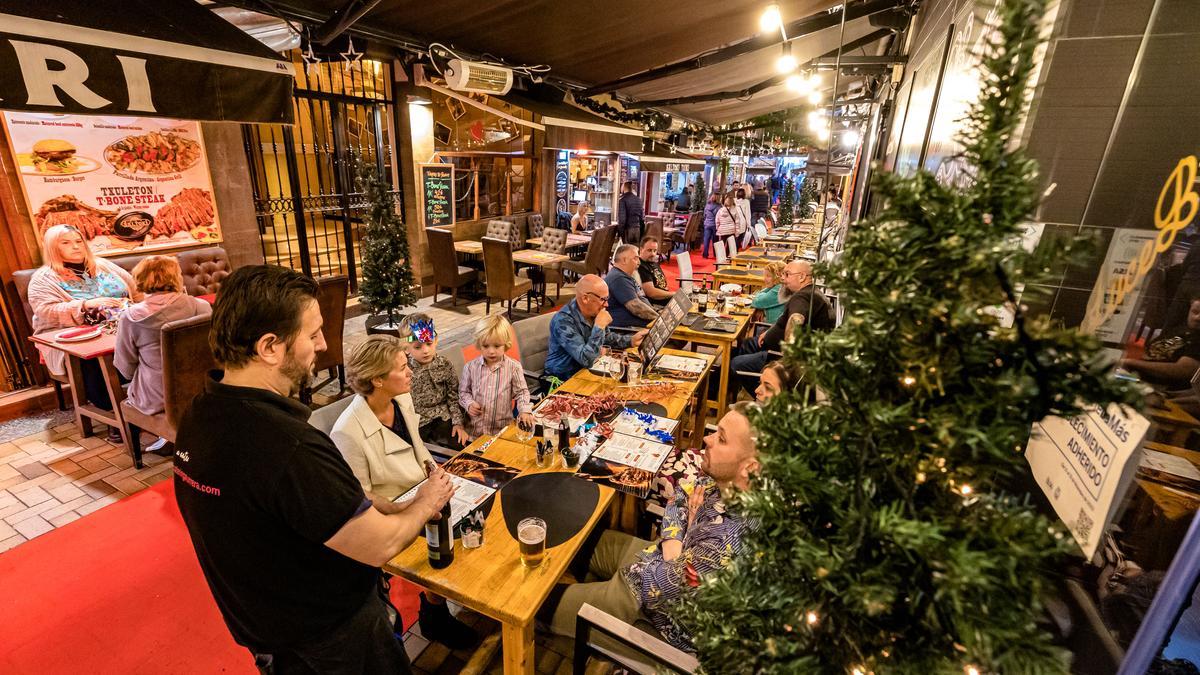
[545,402,759,653]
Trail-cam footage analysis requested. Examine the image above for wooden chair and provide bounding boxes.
[564,225,617,279]
[482,236,533,318]
[427,227,478,305]
[668,212,701,259]
[534,227,569,302]
[120,314,215,469]
[8,271,68,409]
[305,274,348,403]
[512,312,556,395]
[643,217,664,247]
[574,603,699,674]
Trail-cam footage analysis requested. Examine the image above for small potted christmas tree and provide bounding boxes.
[693,174,706,213]
[777,175,796,228]
[356,161,417,335]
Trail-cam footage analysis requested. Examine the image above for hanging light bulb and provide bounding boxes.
[787,74,813,95]
[841,129,860,148]
[760,3,782,32]
[776,41,797,74]
[815,126,830,142]
[808,89,823,105]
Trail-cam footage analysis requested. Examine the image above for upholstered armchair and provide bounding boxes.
[427,228,478,305]
[482,236,532,317]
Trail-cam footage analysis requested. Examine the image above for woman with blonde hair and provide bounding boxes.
[29,225,137,431]
[570,201,590,232]
[329,335,477,649]
[114,256,211,450]
[749,260,792,324]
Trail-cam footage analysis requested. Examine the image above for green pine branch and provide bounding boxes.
[779,176,796,228]
[676,1,1143,673]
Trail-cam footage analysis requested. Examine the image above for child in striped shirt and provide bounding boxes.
[459,315,534,438]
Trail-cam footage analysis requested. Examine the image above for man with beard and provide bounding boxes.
[175,265,454,674]
[542,403,760,656]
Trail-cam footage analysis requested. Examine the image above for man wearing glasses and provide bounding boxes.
[545,274,648,382]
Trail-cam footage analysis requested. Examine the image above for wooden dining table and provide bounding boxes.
[525,233,591,249]
[713,267,767,293]
[670,309,754,419]
[384,435,614,674]
[30,327,127,447]
[454,239,484,255]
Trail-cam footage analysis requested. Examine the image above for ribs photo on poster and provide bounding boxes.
[35,195,117,239]
[104,132,201,174]
[441,454,520,492]
[152,188,216,239]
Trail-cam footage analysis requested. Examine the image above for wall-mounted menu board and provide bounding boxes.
[420,163,454,227]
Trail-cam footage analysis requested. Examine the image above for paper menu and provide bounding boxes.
[394,474,495,531]
[1140,449,1200,481]
[592,433,674,473]
[610,409,679,438]
[652,354,707,375]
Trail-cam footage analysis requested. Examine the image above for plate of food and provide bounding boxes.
[55,326,102,343]
[19,140,102,176]
[104,132,202,174]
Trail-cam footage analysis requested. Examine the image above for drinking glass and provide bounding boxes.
[606,352,625,384]
[516,418,534,443]
[518,517,547,568]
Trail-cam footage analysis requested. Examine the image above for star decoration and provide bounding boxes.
[301,37,320,75]
[341,36,362,66]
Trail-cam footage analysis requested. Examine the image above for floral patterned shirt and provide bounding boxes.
[621,479,753,651]
[408,354,464,428]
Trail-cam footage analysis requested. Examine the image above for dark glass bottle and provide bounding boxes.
[423,461,454,569]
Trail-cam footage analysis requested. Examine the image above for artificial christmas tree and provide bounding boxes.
[798,176,820,219]
[678,0,1141,673]
[777,176,795,228]
[693,174,706,213]
[356,161,417,331]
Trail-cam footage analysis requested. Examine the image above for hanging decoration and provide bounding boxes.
[340,35,363,66]
[301,31,320,75]
[573,95,673,132]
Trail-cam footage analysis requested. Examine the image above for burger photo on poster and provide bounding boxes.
[30,139,78,174]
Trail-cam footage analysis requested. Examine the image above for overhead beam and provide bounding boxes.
[621,28,894,110]
[575,0,907,97]
[313,0,386,45]
[811,55,907,67]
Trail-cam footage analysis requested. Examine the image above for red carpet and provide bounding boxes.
[0,480,422,674]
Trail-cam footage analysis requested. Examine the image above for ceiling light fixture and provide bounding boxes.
[776,41,797,74]
[760,3,782,33]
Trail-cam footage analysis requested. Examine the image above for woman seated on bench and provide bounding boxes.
[114,256,211,452]
[28,225,138,441]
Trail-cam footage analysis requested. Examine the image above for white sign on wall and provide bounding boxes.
[1026,404,1149,559]
[1086,228,1159,343]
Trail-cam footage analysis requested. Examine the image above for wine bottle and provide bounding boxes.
[423,461,454,569]
[696,281,708,312]
[557,417,571,461]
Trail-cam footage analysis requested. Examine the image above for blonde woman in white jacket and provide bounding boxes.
[330,334,478,649]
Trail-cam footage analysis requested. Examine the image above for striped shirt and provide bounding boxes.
[458,355,532,437]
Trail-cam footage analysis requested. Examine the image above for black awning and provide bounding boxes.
[0,0,294,123]
[500,91,642,154]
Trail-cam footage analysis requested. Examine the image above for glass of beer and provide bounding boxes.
[518,517,547,568]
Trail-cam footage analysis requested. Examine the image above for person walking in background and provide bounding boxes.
[617,180,644,244]
[715,194,744,258]
[734,187,752,239]
[701,192,721,258]
[677,184,692,213]
[751,181,770,225]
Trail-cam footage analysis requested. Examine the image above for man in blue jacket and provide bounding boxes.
[545,275,647,382]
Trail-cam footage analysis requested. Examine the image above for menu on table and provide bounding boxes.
[1138,448,1200,491]
[576,432,674,498]
[2,112,220,257]
[395,453,519,531]
[649,354,708,379]
[610,409,679,439]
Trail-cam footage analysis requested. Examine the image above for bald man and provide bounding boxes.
[543,403,760,654]
[731,260,834,395]
[545,275,647,382]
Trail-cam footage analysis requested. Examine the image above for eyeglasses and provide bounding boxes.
[584,291,610,305]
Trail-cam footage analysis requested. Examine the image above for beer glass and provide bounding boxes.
[518,517,547,568]
[516,418,534,443]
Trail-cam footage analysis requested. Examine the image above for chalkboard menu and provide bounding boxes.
[420,163,455,226]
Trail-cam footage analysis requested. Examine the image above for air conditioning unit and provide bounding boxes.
[444,59,514,95]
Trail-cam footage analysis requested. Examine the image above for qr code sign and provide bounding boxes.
[1074,508,1094,542]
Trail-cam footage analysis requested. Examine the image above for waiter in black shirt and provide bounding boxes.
[730,260,834,395]
[175,265,454,674]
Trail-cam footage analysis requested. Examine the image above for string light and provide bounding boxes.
[965,666,981,675]
[806,611,819,625]
[901,375,916,387]
[960,484,974,496]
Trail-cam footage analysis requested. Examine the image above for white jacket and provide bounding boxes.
[330,393,434,500]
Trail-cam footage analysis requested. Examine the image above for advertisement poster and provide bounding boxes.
[1026,404,1149,559]
[2,112,221,256]
[555,150,569,215]
[1085,228,1159,344]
